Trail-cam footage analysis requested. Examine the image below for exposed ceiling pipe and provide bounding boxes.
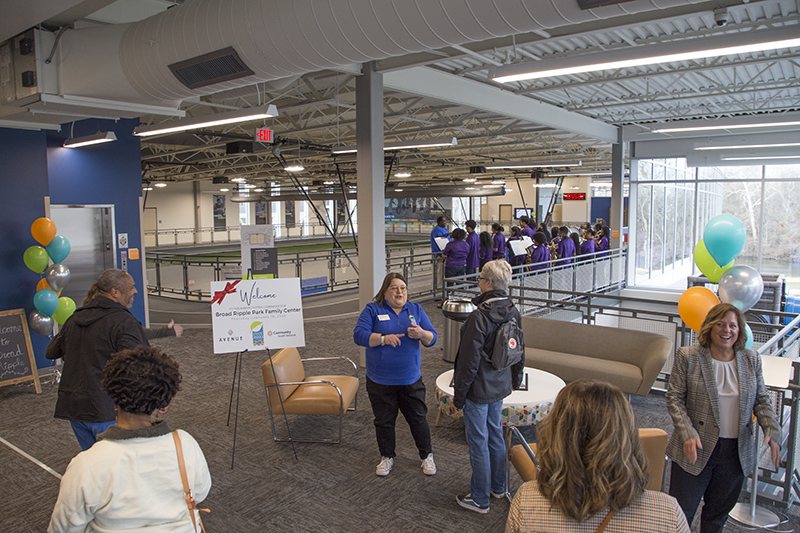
[57,0,708,108]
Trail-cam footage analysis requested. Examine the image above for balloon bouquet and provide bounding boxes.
[25,218,75,337]
[678,214,763,349]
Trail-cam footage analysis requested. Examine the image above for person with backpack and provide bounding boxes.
[452,259,524,514]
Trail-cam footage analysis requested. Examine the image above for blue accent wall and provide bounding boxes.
[0,118,144,369]
[591,197,628,226]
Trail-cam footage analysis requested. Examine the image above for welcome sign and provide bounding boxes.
[210,278,305,354]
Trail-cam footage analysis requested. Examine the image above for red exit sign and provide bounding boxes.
[563,192,586,200]
[255,128,273,142]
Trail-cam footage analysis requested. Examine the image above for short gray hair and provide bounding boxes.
[96,269,131,293]
[482,259,512,292]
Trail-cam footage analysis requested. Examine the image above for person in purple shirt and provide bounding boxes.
[519,216,535,240]
[465,220,480,276]
[478,232,493,269]
[443,228,470,286]
[580,228,596,257]
[507,227,527,267]
[596,227,610,258]
[491,223,506,260]
[529,232,551,271]
[555,226,576,266]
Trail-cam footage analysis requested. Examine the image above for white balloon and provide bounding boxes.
[45,263,71,292]
[28,310,54,336]
[718,265,764,312]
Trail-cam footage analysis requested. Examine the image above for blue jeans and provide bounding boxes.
[462,398,505,507]
[70,420,115,451]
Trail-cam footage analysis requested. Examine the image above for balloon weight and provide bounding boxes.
[46,235,71,264]
[53,297,77,325]
[678,287,720,333]
[28,310,54,336]
[24,246,49,274]
[33,288,59,317]
[693,240,733,283]
[703,215,746,267]
[718,265,764,312]
[30,217,56,246]
[45,263,71,292]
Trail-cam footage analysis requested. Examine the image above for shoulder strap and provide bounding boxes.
[596,509,615,533]
[172,431,209,533]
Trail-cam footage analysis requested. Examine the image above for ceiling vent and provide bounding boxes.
[169,47,255,90]
[469,166,486,174]
[577,0,637,9]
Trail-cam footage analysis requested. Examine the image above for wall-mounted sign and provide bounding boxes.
[563,193,586,201]
[256,128,273,143]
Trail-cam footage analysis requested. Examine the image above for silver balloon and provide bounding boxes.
[718,265,764,312]
[45,263,71,292]
[28,310,54,336]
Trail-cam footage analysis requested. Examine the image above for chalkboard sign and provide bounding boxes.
[0,309,42,394]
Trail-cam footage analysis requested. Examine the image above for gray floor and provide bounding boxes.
[1,296,798,532]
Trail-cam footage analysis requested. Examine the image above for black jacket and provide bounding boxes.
[46,295,149,422]
[453,290,524,408]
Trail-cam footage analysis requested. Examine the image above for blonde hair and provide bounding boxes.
[697,303,747,352]
[536,379,649,522]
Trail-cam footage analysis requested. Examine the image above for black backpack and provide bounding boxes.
[481,298,525,370]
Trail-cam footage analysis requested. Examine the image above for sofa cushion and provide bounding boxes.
[525,348,643,395]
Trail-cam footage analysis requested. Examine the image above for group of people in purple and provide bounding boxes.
[431,215,612,277]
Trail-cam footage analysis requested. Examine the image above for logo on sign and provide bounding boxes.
[256,128,273,142]
[251,321,264,346]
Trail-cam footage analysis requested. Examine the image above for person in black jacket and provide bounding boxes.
[453,259,524,514]
[46,269,149,450]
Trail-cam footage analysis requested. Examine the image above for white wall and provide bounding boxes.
[143,181,197,230]
[560,177,592,223]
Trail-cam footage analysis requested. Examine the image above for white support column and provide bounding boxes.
[356,62,385,366]
[610,128,625,249]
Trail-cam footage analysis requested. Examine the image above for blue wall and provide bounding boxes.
[591,197,628,226]
[0,119,144,369]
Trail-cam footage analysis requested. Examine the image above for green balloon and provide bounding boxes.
[24,245,49,274]
[694,240,733,283]
[53,297,76,325]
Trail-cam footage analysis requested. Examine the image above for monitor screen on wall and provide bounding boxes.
[514,208,533,219]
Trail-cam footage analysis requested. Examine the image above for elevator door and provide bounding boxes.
[49,205,116,306]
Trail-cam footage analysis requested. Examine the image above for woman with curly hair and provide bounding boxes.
[48,346,211,533]
[506,380,689,533]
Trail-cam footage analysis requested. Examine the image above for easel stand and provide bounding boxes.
[226,349,248,469]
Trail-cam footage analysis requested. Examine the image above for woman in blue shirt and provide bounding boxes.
[353,273,438,477]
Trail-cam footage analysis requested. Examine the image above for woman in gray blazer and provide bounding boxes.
[666,303,780,533]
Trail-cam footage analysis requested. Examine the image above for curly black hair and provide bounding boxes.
[102,345,182,415]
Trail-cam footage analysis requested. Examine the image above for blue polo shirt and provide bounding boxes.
[431,225,450,255]
[353,301,437,385]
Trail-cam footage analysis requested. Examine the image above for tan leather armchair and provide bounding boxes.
[261,347,358,444]
[509,428,669,492]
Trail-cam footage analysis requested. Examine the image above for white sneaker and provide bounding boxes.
[376,456,394,476]
[421,453,437,475]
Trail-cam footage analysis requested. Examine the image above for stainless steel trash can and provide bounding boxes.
[441,298,477,363]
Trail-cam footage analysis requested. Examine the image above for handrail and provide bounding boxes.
[757,314,800,355]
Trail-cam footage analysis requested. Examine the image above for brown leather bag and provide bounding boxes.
[172,431,210,533]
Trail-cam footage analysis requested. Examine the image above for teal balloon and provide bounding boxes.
[744,324,754,350]
[46,235,71,264]
[703,215,746,267]
[23,245,49,274]
[33,288,59,317]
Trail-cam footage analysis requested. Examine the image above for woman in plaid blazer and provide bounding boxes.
[666,303,780,533]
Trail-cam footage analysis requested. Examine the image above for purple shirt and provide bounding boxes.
[580,238,595,256]
[443,240,469,267]
[530,245,551,270]
[556,237,576,265]
[492,232,506,260]
[520,225,535,240]
[465,231,480,269]
[507,237,526,266]
[479,245,492,267]
[597,236,609,258]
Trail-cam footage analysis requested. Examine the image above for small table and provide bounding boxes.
[434,367,565,427]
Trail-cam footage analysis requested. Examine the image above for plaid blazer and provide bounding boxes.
[666,345,779,476]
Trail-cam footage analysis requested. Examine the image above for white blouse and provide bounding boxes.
[712,358,740,439]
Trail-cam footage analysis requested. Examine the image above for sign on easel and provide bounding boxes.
[210,278,305,354]
[0,309,42,394]
[240,224,278,279]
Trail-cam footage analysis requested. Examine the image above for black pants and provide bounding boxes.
[669,438,745,533]
[444,265,466,287]
[366,376,431,459]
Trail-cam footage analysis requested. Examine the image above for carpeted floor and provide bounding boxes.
[1,299,797,532]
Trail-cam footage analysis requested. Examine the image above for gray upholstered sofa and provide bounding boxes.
[521,316,671,396]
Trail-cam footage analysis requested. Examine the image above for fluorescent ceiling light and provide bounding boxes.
[721,155,800,161]
[331,137,457,154]
[323,180,335,185]
[133,105,278,137]
[231,177,246,182]
[485,161,581,169]
[491,179,506,185]
[462,177,477,183]
[548,170,613,177]
[253,188,264,192]
[394,171,412,178]
[240,184,256,189]
[63,131,117,148]
[394,188,404,192]
[696,142,800,151]
[655,120,800,134]
[219,188,229,192]
[493,27,800,83]
[154,182,168,188]
[143,186,153,191]
[285,164,305,172]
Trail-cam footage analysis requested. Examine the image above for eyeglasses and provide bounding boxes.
[387,286,407,292]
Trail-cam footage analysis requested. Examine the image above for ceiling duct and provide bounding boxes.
[169,47,255,90]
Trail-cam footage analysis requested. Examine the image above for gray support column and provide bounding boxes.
[626,152,639,285]
[356,62,385,366]
[193,181,201,244]
[610,128,625,249]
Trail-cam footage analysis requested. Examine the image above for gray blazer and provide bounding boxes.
[666,345,779,476]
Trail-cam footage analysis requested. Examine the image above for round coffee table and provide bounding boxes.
[434,367,565,427]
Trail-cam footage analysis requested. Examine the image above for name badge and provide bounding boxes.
[377,314,390,321]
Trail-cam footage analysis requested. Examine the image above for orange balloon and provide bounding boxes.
[678,287,720,333]
[36,278,61,296]
[31,218,57,246]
